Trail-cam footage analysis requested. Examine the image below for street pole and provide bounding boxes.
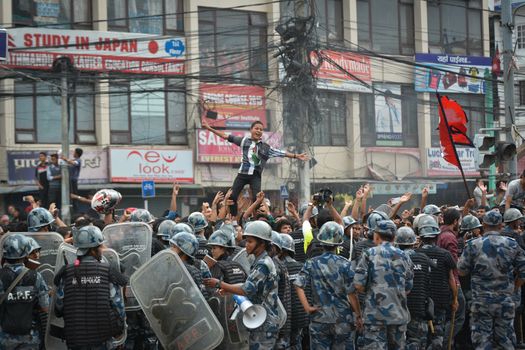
[501,0,518,178]
[57,59,71,224]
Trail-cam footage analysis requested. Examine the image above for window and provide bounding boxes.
[517,25,525,50]
[520,81,525,106]
[108,0,183,34]
[357,0,414,55]
[12,0,91,28]
[15,81,96,144]
[283,91,347,146]
[359,85,418,147]
[431,94,485,146]
[312,0,343,42]
[427,0,482,56]
[109,79,187,145]
[198,8,268,83]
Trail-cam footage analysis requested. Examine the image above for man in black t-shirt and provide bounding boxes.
[34,152,48,208]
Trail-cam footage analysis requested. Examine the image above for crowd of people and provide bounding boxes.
[0,170,525,350]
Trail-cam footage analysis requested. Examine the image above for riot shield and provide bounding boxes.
[45,243,78,350]
[208,295,249,350]
[45,243,127,349]
[231,248,254,275]
[130,250,224,350]
[102,222,152,310]
[0,232,64,287]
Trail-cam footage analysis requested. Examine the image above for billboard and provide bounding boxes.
[415,53,491,94]
[374,84,403,146]
[7,150,108,185]
[109,149,193,183]
[427,147,478,177]
[200,84,267,129]
[196,129,282,163]
[5,27,185,75]
[310,50,372,92]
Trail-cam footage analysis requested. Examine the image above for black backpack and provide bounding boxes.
[0,267,38,335]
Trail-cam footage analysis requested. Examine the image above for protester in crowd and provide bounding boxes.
[503,170,525,210]
[46,153,62,209]
[35,152,49,209]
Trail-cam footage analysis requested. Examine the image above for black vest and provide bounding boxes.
[290,230,306,263]
[284,258,309,330]
[273,256,292,334]
[305,229,323,260]
[195,238,209,261]
[406,251,432,319]
[214,259,247,284]
[351,239,375,262]
[0,267,38,335]
[62,261,122,347]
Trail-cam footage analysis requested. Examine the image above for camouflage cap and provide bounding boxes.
[483,210,503,226]
[3,234,31,259]
[316,221,344,246]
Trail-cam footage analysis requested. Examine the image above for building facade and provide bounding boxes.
[0,0,492,213]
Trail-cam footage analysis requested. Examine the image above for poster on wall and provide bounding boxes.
[374,84,403,146]
[414,53,491,94]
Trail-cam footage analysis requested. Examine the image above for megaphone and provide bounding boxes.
[232,295,267,329]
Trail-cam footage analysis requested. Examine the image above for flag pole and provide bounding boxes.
[436,93,473,199]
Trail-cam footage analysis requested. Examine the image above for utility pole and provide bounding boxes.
[53,57,72,224]
[501,0,518,178]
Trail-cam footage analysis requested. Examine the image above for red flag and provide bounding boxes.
[438,95,474,168]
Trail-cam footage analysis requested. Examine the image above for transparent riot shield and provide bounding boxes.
[0,232,64,288]
[45,243,77,350]
[102,222,152,310]
[45,243,127,349]
[130,250,224,350]
[208,295,249,350]
[231,248,253,275]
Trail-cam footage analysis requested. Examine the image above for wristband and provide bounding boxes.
[215,281,221,289]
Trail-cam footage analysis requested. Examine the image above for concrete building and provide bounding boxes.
[0,0,492,214]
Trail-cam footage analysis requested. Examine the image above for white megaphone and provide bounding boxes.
[231,295,267,329]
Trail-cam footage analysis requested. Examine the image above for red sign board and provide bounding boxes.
[196,129,282,164]
[200,84,267,128]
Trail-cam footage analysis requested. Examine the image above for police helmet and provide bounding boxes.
[169,232,199,259]
[27,207,55,232]
[130,209,154,224]
[366,211,390,232]
[157,220,176,240]
[423,204,441,216]
[374,220,397,238]
[208,230,232,248]
[503,208,524,223]
[171,223,194,236]
[460,215,482,232]
[418,215,440,238]
[188,212,208,232]
[279,234,295,255]
[26,237,42,254]
[271,231,283,250]
[243,221,272,242]
[483,210,503,226]
[3,234,31,259]
[395,226,417,246]
[343,216,357,229]
[73,225,105,256]
[91,189,122,214]
[316,221,344,246]
[375,204,392,217]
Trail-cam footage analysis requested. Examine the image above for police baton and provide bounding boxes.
[428,320,435,334]
[447,309,456,350]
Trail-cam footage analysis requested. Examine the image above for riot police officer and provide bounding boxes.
[204,220,284,350]
[340,215,358,259]
[271,232,292,350]
[502,208,525,249]
[0,234,49,350]
[54,226,127,349]
[295,221,357,349]
[156,219,176,248]
[27,207,55,232]
[395,226,432,350]
[352,219,413,349]
[188,211,210,260]
[351,210,388,263]
[207,229,246,284]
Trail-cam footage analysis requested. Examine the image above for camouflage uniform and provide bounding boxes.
[458,229,525,349]
[241,251,284,350]
[0,263,49,350]
[294,251,356,350]
[353,241,413,350]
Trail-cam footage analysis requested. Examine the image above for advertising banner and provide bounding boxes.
[374,84,403,146]
[196,129,282,164]
[7,150,108,185]
[415,53,491,94]
[5,27,185,75]
[310,50,372,92]
[110,149,193,183]
[200,84,267,128]
[427,147,478,177]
